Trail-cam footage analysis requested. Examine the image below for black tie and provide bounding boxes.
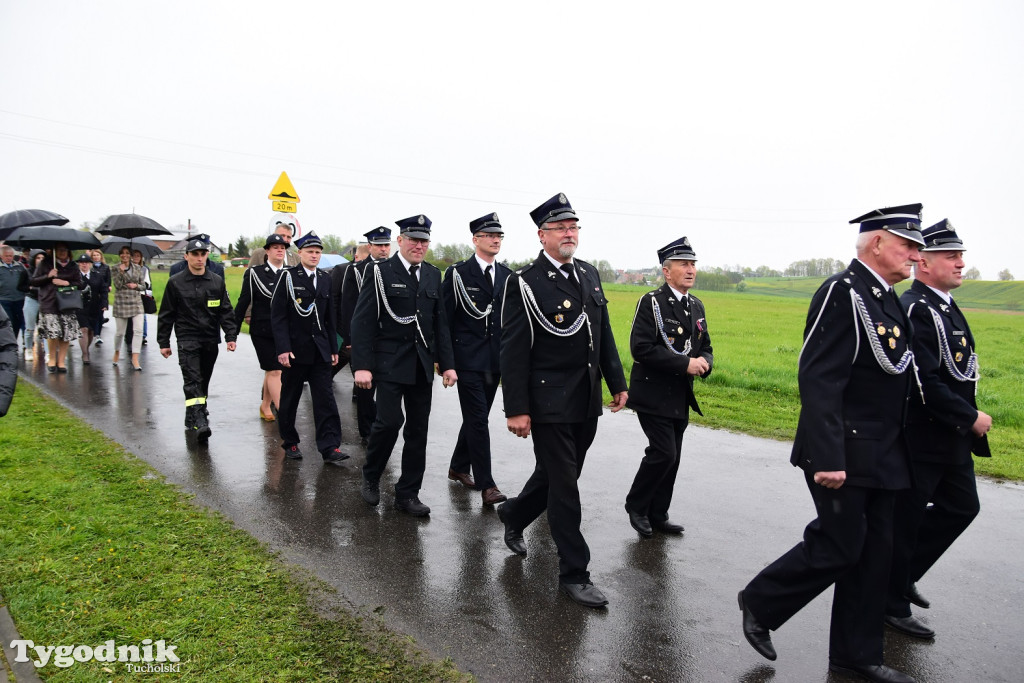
[409,264,419,281]
[560,263,580,294]
[484,265,493,293]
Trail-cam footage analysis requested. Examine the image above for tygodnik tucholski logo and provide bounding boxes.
[9,638,181,672]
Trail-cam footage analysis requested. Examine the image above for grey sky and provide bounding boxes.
[2,0,1021,277]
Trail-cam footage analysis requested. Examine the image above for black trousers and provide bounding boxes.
[887,458,980,617]
[362,369,433,498]
[177,340,219,403]
[503,419,598,584]
[626,411,688,522]
[449,369,500,489]
[277,361,341,454]
[742,473,896,666]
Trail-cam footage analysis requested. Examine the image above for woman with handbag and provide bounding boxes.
[29,242,81,373]
[111,246,145,370]
[124,249,155,348]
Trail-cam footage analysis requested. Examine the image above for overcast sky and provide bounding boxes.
[2,1,1022,278]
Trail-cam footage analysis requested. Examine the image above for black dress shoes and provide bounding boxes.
[560,582,608,608]
[394,497,431,516]
[321,448,350,465]
[360,477,380,506]
[828,662,916,683]
[904,583,930,609]
[497,502,527,556]
[625,505,653,538]
[651,518,685,534]
[738,590,776,661]
[884,614,935,639]
[447,468,476,488]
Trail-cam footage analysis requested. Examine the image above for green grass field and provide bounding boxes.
[604,283,1024,481]
[0,383,465,682]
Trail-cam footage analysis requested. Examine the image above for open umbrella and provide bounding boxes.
[94,213,172,239]
[0,209,70,240]
[6,225,102,251]
[100,235,163,259]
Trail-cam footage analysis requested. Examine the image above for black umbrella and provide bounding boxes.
[0,209,70,240]
[100,235,163,259]
[94,213,172,239]
[6,225,102,250]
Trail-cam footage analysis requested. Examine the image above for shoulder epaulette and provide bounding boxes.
[515,263,534,275]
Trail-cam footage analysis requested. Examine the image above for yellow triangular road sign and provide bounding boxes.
[268,172,300,202]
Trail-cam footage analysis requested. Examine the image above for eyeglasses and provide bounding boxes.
[542,225,582,234]
[474,233,504,239]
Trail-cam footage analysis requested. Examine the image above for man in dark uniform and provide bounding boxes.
[75,253,106,364]
[157,235,238,440]
[441,212,513,506]
[0,304,17,417]
[270,231,347,465]
[885,220,993,640]
[497,192,628,609]
[339,227,392,440]
[352,215,457,516]
[738,204,924,683]
[170,235,225,277]
[625,236,713,537]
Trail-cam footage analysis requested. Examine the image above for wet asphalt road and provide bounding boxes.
[18,331,1024,682]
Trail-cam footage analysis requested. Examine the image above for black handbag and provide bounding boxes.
[56,286,83,312]
[141,293,157,314]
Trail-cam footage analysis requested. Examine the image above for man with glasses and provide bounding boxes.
[441,213,513,506]
[497,193,628,608]
[352,215,457,517]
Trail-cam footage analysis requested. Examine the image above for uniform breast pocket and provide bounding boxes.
[530,371,567,415]
[590,291,607,307]
[424,289,439,300]
[844,418,883,475]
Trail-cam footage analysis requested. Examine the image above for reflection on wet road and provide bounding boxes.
[21,333,1024,681]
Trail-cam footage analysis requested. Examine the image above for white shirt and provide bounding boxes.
[397,252,420,281]
[856,258,893,291]
[543,251,574,278]
[475,254,495,285]
[926,283,952,304]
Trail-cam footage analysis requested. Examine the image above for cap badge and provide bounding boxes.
[558,193,567,204]
[492,213,499,221]
[417,215,425,225]
[877,324,886,336]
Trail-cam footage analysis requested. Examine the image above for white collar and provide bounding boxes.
[666,284,688,302]
[926,283,952,304]
[543,251,573,274]
[303,267,317,279]
[474,253,495,273]
[856,258,892,291]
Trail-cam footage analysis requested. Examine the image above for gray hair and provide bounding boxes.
[0,245,14,255]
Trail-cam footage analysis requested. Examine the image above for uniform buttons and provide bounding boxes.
[852,429,857,434]
[540,380,546,384]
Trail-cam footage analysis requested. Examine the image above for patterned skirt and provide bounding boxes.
[37,312,82,342]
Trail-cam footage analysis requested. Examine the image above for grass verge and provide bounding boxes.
[0,382,466,682]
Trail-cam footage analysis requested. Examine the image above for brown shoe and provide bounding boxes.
[482,487,507,506]
[447,468,476,488]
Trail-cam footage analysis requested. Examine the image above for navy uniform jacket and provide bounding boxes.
[337,258,379,342]
[500,252,627,424]
[234,262,283,337]
[442,257,512,373]
[170,258,224,278]
[350,255,454,384]
[626,285,713,419]
[790,259,914,489]
[901,280,990,462]
[270,265,337,364]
